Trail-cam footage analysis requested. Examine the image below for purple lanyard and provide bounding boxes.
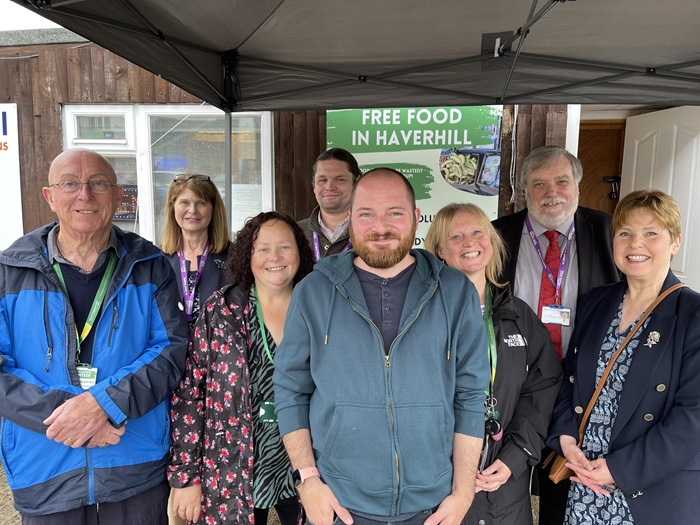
[178,244,210,321]
[525,217,575,304]
[312,232,352,262]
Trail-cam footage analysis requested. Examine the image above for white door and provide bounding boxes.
[621,106,700,289]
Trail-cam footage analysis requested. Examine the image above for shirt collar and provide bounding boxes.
[318,212,350,243]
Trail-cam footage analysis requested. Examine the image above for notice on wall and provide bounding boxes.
[0,104,24,250]
[327,106,502,247]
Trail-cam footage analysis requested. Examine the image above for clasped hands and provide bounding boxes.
[44,391,125,448]
[559,435,616,497]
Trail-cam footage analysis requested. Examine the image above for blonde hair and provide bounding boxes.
[612,189,681,240]
[425,203,507,287]
[161,175,230,254]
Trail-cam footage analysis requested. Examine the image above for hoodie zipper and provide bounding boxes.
[347,282,438,513]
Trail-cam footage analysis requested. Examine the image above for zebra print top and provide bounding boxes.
[248,291,297,509]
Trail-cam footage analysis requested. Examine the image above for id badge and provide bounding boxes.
[76,363,98,389]
[541,305,571,326]
[259,400,277,423]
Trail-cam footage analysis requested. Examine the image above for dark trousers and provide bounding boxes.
[325,507,436,525]
[255,497,301,525]
[536,465,570,525]
[21,481,169,525]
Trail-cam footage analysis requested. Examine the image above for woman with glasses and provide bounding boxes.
[162,174,231,333]
[168,212,314,524]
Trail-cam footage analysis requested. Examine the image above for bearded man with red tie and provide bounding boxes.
[493,145,619,525]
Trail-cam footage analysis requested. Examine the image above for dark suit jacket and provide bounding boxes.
[492,207,619,310]
[547,272,700,524]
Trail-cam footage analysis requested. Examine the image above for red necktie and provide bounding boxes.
[538,230,562,361]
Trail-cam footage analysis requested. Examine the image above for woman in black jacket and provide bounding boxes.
[426,203,562,525]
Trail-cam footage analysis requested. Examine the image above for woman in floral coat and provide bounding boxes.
[168,212,314,524]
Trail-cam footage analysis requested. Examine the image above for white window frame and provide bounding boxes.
[62,103,274,243]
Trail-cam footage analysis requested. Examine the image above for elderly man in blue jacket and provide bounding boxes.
[274,168,489,525]
[0,149,188,524]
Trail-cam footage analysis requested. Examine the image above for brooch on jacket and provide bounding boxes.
[644,331,660,348]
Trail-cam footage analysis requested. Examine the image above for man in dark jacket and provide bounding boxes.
[297,148,361,260]
[0,149,188,524]
[492,145,619,525]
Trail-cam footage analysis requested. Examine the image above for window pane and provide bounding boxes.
[149,114,263,245]
[104,155,139,232]
[76,115,126,140]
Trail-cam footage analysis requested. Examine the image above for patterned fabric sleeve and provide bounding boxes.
[168,296,216,487]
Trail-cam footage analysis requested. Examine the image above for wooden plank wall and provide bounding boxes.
[498,104,568,217]
[0,42,199,233]
[1,38,563,233]
[273,111,326,221]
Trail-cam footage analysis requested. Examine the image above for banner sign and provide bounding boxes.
[327,106,502,247]
[0,104,24,250]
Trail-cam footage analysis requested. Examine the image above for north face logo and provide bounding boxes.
[503,334,526,347]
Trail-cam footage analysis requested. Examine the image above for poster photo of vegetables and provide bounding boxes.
[439,148,500,196]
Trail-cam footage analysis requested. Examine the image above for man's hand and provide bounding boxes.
[44,392,109,447]
[424,434,481,525]
[86,420,126,448]
[298,477,352,525]
[423,492,471,525]
[171,485,203,523]
[475,459,512,493]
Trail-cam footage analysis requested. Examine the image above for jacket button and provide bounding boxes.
[656,384,666,392]
[574,406,583,414]
[478,521,486,525]
[569,375,575,383]
[643,414,654,422]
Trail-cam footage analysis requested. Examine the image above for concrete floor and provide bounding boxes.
[0,463,20,525]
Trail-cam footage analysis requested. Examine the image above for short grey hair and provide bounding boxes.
[518,145,583,195]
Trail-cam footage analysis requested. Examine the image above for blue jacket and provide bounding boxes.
[547,272,700,525]
[274,249,489,516]
[0,224,188,516]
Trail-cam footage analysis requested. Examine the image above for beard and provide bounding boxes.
[525,193,578,230]
[351,225,416,270]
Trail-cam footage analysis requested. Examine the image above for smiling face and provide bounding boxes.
[613,208,681,286]
[173,187,213,237]
[250,220,300,292]
[437,211,493,281]
[524,156,579,229]
[350,172,419,272]
[313,159,355,215]
[42,149,122,243]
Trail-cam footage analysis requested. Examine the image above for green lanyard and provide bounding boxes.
[252,286,274,365]
[483,285,498,391]
[52,251,117,360]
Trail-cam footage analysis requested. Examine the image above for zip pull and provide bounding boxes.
[385,355,390,368]
[44,346,53,372]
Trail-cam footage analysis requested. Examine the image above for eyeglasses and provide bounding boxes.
[173,174,211,182]
[49,180,116,194]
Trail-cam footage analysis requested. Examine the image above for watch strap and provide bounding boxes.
[294,467,320,486]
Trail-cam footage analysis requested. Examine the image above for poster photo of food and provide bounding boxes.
[327,106,502,247]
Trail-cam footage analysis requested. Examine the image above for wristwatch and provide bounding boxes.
[292,467,320,487]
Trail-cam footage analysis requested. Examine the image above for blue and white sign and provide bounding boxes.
[1,104,24,250]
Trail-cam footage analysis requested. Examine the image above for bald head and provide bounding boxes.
[48,149,117,186]
[353,168,416,211]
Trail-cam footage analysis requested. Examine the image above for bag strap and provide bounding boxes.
[575,283,686,445]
